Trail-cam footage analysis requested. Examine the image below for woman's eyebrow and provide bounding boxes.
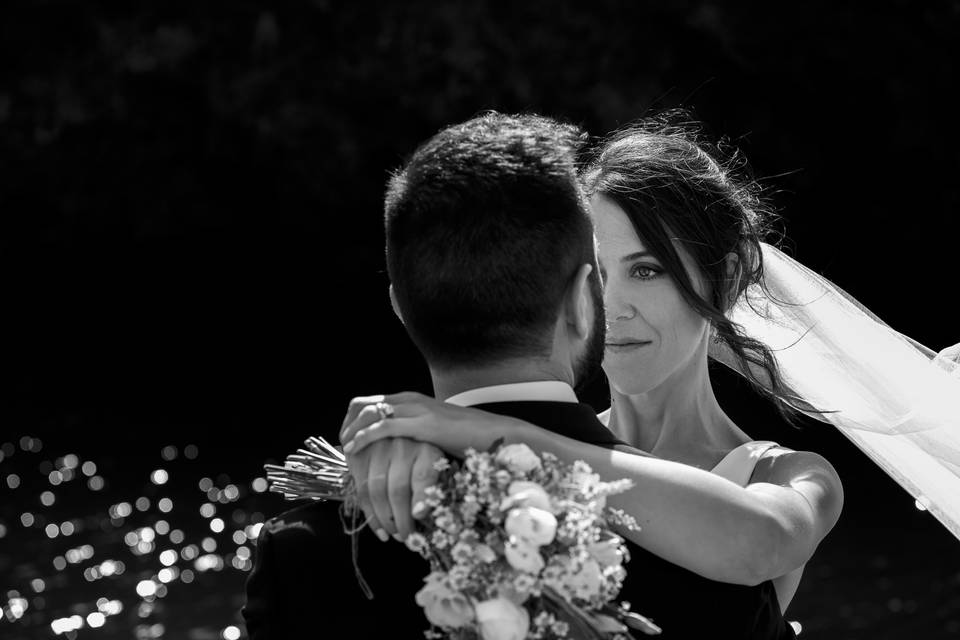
[620,251,653,263]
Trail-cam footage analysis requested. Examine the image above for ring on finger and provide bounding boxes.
[374,401,394,421]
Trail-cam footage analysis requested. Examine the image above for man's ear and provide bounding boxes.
[565,263,594,340]
[389,284,405,325]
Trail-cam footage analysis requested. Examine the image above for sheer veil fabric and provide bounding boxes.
[710,243,960,541]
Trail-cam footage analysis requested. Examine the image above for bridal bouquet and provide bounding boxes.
[266,437,661,639]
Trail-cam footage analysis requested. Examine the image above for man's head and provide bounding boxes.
[384,112,605,386]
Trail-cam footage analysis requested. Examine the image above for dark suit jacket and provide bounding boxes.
[243,401,794,639]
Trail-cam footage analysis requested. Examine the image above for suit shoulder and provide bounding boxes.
[261,500,341,537]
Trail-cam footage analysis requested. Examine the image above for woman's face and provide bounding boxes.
[592,194,710,396]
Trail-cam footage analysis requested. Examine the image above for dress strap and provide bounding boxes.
[711,441,781,487]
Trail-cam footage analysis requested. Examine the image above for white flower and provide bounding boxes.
[569,558,603,600]
[504,507,557,547]
[541,556,575,600]
[504,537,545,574]
[451,541,473,564]
[415,572,474,629]
[503,481,554,513]
[495,444,541,475]
[586,539,623,567]
[474,597,530,640]
[405,533,428,554]
[512,572,536,595]
[475,543,497,563]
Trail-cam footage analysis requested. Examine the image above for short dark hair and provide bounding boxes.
[385,112,594,369]
[583,110,808,423]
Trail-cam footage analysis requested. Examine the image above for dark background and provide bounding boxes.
[3,1,959,638]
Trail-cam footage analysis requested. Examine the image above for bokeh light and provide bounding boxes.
[159,549,178,566]
[136,580,157,598]
[3,430,269,638]
[87,611,106,628]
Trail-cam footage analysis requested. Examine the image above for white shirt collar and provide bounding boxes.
[445,381,578,407]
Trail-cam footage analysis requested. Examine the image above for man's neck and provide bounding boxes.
[431,359,575,402]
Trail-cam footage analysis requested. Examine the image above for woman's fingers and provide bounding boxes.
[340,401,389,444]
[339,395,386,441]
[338,391,427,442]
[343,417,417,455]
[340,402,420,445]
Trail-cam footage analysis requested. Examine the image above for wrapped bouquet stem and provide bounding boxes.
[266,437,661,639]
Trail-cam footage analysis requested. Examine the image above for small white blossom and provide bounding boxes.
[504,536,545,574]
[495,443,542,474]
[415,572,474,629]
[451,541,473,564]
[405,532,428,554]
[503,480,554,513]
[474,597,530,640]
[504,506,557,547]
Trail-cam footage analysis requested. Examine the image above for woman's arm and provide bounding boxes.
[501,424,843,585]
[340,393,843,585]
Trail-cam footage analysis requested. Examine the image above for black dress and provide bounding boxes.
[243,400,796,639]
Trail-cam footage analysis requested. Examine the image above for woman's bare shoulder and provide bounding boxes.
[752,445,842,493]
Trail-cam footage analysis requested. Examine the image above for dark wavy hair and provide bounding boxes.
[582,110,809,423]
[385,112,597,369]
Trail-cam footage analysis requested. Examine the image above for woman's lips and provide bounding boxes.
[604,340,651,352]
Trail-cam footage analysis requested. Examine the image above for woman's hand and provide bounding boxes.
[339,391,530,456]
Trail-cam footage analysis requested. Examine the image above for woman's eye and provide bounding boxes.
[630,264,661,280]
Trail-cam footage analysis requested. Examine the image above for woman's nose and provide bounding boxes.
[605,290,636,321]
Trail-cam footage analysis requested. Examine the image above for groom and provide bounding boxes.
[242,112,618,637]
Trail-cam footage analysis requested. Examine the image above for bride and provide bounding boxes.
[339,112,959,635]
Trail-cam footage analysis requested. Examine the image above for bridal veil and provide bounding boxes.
[712,243,960,541]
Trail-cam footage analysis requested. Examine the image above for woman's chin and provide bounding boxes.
[602,366,658,397]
